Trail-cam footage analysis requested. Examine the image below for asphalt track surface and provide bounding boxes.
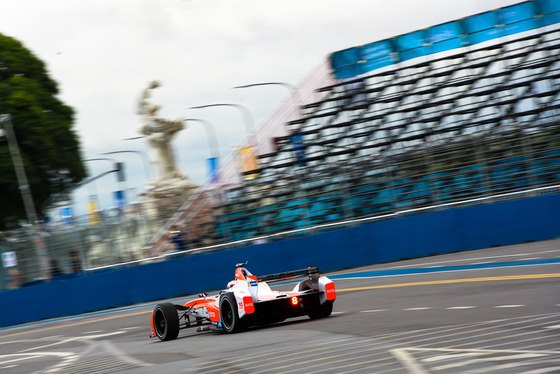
[1,239,559,374]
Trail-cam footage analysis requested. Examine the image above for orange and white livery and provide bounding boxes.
[150,263,336,341]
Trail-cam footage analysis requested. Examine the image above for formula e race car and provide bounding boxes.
[150,263,336,341]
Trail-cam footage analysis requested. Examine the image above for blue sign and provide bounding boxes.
[60,207,73,226]
[113,190,126,208]
[207,157,219,183]
[329,0,559,80]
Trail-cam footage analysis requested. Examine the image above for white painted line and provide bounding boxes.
[494,305,525,308]
[403,347,560,355]
[331,311,345,315]
[81,330,103,334]
[383,314,560,350]
[404,307,432,311]
[432,352,548,371]
[421,352,482,362]
[361,309,387,313]
[390,348,429,374]
[447,306,476,310]
[522,367,560,374]
[470,262,493,265]
[0,352,73,366]
[544,324,560,329]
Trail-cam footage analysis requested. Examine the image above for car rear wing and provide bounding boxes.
[257,265,320,283]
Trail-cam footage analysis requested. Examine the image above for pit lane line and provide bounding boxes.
[1,263,557,337]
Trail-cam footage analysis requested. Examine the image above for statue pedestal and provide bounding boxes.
[142,179,198,228]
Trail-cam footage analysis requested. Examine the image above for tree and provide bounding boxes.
[0,33,86,229]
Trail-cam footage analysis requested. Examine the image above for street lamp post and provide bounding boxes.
[100,150,152,180]
[0,114,49,278]
[185,118,221,184]
[233,81,303,117]
[233,81,296,91]
[85,157,128,209]
[189,103,254,136]
[188,103,259,183]
[0,114,39,226]
[184,118,220,160]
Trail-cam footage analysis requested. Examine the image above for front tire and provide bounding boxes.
[219,293,246,333]
[153,303,180,341]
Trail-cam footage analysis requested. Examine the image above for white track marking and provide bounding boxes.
[466,361,560,374]
[446,306,476,310]
[404,307,432,311]
[391,348,429,374]
[421,352,484,362]
[18,331,125,353]
[0,352,75,366]
[544,324,560,329]
[432,353,548,371]
[361,309,387,312]
[377,315,560,350]
[522,367,560,374]
[370,313,560,342]
[494,305,525,308]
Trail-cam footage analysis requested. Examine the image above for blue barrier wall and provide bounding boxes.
[1,193,558,328]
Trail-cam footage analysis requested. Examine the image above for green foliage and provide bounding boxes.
[0,33,86,229]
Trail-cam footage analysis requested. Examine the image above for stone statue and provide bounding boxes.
[138,81,190,186]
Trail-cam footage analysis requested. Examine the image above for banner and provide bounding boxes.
[239,146,259,179]
[206,157,219,184]
[329,0,560,79]
[87,201,100,225]
[60,207,73,226]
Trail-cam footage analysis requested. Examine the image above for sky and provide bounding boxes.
[0,0,520,218]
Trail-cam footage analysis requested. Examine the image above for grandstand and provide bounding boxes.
[182,0,560,246]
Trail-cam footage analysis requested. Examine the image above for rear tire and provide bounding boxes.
[300,281,334,319]
[309,300,333,319]
[219,293,246,333]
[153,303,180,341]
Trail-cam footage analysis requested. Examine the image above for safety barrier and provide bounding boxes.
[1,193,558,328]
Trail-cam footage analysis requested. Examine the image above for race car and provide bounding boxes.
[150,262,336,341]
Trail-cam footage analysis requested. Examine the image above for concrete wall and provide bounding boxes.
[1,193,558,328]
